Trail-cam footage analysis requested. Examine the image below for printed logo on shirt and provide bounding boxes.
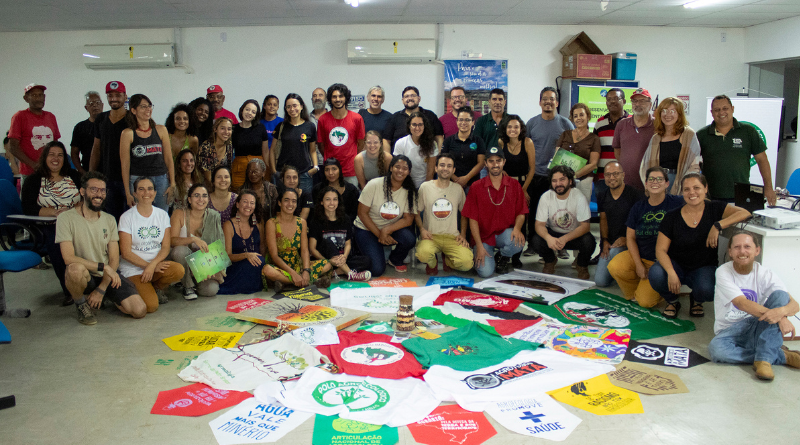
[328,126,349,147]
[552,209,576,231]
[432,198,453,219]
[340,342,404,366]
[300,133,308,143]
[132,144,163,157]
[137,226,162,240]
[31,125,54,151]
[379,201,400,220]
[637,209,668,237]
[469,142,477,151]
[313,380,390,411]
[732,138,743,148]
[440,343,478,356]
[560,302,631,328]
[630,344,664,361]
[453,295,507,308]
[332,418,382,434]
[728,288,758,322]
[464,360,549,390]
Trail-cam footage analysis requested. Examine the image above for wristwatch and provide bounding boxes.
[98,262,105,272]
[713,221,722,231]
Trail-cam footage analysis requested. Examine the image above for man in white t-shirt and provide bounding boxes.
[708,231,800,381]
[415,153,473,275]
[532,165,596,280]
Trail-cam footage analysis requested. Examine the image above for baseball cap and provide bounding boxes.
[24,83,46,94]
[486,146,505,159]
[106,81,126,94]
[631,88,651,100]
[207,85,223,95]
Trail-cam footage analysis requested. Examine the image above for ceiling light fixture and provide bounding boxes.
[683,0,722,9]
[343,0,359,6]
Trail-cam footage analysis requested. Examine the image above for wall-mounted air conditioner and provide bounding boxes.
[347,39,436,64]
[83,43,175,70]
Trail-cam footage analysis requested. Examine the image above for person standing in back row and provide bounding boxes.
[8,83,60,182]
[612,88,654,191]
[316,83,365,187]
[70,91,103,175]
[89,81,128,221]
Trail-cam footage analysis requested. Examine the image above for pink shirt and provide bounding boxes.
[440,110,482,138]
[611,114,654,190]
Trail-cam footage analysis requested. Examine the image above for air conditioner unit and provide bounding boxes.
[347,39,436,64]
[83,43,175,70]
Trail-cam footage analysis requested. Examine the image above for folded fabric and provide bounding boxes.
[434,289,520,312]
[415,307,499,335]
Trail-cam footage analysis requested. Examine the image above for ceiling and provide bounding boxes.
[2,0,800,31]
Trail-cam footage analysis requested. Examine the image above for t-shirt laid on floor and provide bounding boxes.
[525,114,574,176]
[392,135,439,189]
[713,261,786,334]
[317,111,365,177]
[597,185,644,242]
[354,177,417,231]
[402,322,537,371]
[433,289,522,313]
[8,108,61,176]
[316,331,426,379]
[55,208,119,277]
[359,109,393,135]
[625,195,684,261]
[535,189,591,234]
[308,217,352,256]
[232,122,269,157]
[659,200,728,270]
[417,180,465,237]
[275,120,316,174]
[117,206,171,278]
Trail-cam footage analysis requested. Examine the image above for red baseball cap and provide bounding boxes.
[24,83,46,94]
[631,88,652,100]
[207,85,223,94]
[106,81,126,94]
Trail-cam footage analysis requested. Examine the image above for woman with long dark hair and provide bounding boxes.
[197,117,234,184]
[392,111,437,189]
[280,164,313,220]
[120,94,175,211]
[219,189,266,295]
[269,93,318,193]
[309,186,371,281]
[354,130,392,189]
[165,103,198,163]
[172,149,204,211]
[499,114,536,268]
[312,157,360,223]
[231,99,269,191]
[189,97,214,144]
[208,165,237,224]
[353,155,418,276]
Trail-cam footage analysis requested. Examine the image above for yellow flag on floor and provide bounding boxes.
[162,330,243,351]
[548,374,644,415]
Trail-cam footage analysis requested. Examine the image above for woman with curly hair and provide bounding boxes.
[165,103,198,163]
[392,111,438,189]
[172,149,204,210]
[188,97,214,144]
[241,158,278,220]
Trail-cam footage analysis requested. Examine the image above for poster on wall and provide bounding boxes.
[576,85,637,128]
[444,60,508,116]
[705,97,783,186]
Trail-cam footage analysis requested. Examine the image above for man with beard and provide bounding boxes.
[415,153,473,274]
[532,165,595,280]
[8,83,61,181]
[359,85,393,135]
[206,85,238,124]
[316,83,365,186]
[594,161,642,287]
[382,86,444,152]
[440,86,481,138]
[309,87,328,127]
[70,91,103,175]
[56,171,146,325]
[474,88,507,150]
[89,81,129,221]
[612,88,654,190]
[592,88,628,199]
[462,147,527,277]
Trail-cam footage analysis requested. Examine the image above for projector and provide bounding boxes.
[753,208,800,230]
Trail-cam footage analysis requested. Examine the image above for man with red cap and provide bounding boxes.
[206,85,238,124]
[612,88,654,190]
[7,83,61,180]
[89,81,129,221]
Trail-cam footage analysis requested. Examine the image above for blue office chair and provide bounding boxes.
[0,157,13,184]
[0,179,42,318]
[786,168,800,195]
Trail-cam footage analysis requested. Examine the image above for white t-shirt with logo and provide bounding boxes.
[417,180,465,237]
[393,135,439,189]
[354,177,417,231]
[713,261,786,334]
[118,206,171,277]
[535,189,591,234]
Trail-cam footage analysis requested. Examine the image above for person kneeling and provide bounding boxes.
[708,232,800,381]
[219,190,267,295]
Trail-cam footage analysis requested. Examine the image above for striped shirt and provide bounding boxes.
[592,111,628,181]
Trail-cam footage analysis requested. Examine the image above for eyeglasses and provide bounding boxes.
[606,172,623,177]
[191,193,209,198]
[137,104,154,110]
[457,118,473,123]
[403,94,419,99]
[646,177,665,183]
[87,187,107,194]
[631,99,650,105]
[410,123,424,128]
[661,109,677,116]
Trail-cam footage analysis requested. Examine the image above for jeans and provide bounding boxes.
[130,173,170,212]
[299,172,313,195]
[104,180,128,222]
[594,246,626,287]
[353,226,416,277]
[474,228,524,278]
[532,228,596,267]
[648,260,716,304]
[708,290,790,365]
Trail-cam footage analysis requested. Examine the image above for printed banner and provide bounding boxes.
[208,398,313,445]
[444,59,508,116]
[608,361,689,395]
[576,85,637,129]
[548,374,644,416]
[356,321,395,334]
[506,322,569,346]
[316,331,426,380]
[329,285,441,314]
[407,405,497,445]
[434,289,521,313]
[312,415,398,445]
[426,276,474,288]
[547,325,630,365]
[275,285,327,302]
[196,314,256,332]
[473,270,594,305]
[525,289,695,340]
[227,298,272,313]
[484,395,582,442]
[486,319,542,336]
[142,351,199,375]
[329,281,371,291]
[624,340,710,369]
[151,383,252,417]
[163,330,243,351]
[186,239,232,282]
[368,277,418,288]
[233,299,370,331]
[291,324,340,346]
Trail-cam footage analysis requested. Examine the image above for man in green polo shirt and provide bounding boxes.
[697,94,776,205]
[473,88,508,150]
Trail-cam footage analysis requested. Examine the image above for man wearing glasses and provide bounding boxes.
[612,88,654,190]
[382,86,444,152]
[70,91,103,175]
[594,161,643,288]
[593,88,629,199]
[441,86,481,138]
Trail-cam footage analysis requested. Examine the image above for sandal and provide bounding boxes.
[662,301,681,319]
[689,296,704,317]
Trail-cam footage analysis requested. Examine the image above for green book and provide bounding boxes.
[548,148,588,173]
[185,239,232,282]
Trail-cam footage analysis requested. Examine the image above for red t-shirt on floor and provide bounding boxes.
[316,330,425,379]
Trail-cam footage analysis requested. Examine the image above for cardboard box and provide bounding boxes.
[560,32,612,79]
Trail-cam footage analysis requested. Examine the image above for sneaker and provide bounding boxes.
[183,286,198,301]
[523,245,537,257]
[496,256,512,275]
[753,361,774,381]
[558,249,570,260]
[387,260,408,273]
[576,266,590,280]
[348,270,371,282]
[157,289,169,304]
[542,262,556,275]
[316,273,332,289]
[76,302,97,326]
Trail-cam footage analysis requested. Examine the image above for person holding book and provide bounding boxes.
[554,103,600,202]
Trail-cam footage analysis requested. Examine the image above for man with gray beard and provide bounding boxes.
[612,88,654,191]
[309,87,328,183]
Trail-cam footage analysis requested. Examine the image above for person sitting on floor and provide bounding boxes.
[532,164,595,280]
[312,157,360,223]
[263,187,333,292]
[218,189,266,295]
[708,231,800,381]
[57,171,147,325]
[279,164,314,220]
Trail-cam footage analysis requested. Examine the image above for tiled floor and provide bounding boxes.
[1,249,798,445]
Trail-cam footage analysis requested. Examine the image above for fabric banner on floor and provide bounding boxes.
[608,361,689,395]
[196,314,256,332]
[291,323,340,346]
[208,398,313,444]
[368,277,418,288]
[548,374,644,416]
[484,395,582,442]
[142,352,200,375]
[624,340,710,368]
[506,322,569,346]
[426,276,475,288]
[151,383,252,417]
[547,325,630,365]
[274,285,327,302]
[434,289,521,312]
[233,299,370,331]
[227,298,272,313]
[316,331,426,380]
[329,285,441,313]
[312,415,398,445]
[162,330,244,351]
[524,289,695,340]
[473,270,594,305]
[407,404,496,445]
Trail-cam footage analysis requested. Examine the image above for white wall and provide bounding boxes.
[744,15,800,64]
[0,23,746,143]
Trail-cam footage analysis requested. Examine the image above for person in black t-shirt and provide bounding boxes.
[270,93,319,194]
[71,91,103,175]
[309,186,371,281]
[381,86,444,152]
[279,165,314,220]
[649,173,750,319]
[312,157,360,224]
[358,85,393,135]
[90,81,129,221]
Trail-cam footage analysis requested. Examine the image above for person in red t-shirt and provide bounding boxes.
[462,147,528,277]
[316,84,365,187]
[206,85,239,124]
[8,83,61,178]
